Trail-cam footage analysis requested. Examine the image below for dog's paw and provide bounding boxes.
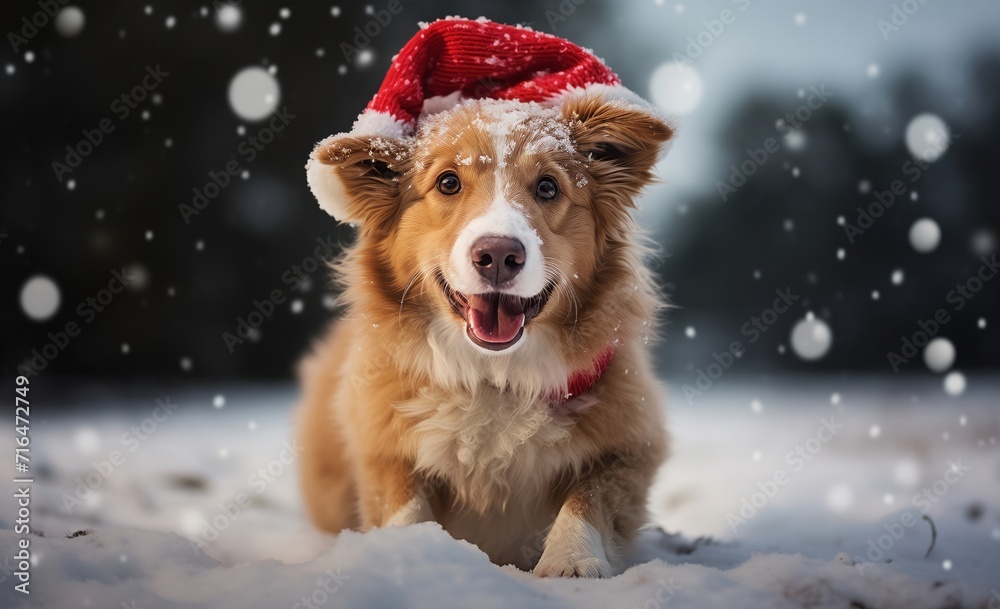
[533,551,612,578]
[534,513,614,578]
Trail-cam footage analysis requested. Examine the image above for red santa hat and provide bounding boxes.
[308,17,660,218]
[351,16,653,138]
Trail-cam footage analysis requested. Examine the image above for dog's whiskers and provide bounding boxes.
[399,260,442,327]
[542,261,580,342]
[399,271,422,328]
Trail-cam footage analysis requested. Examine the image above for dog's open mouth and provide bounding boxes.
[439,276,553,351]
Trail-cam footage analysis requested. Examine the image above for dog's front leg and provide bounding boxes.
[358,456,434,529]
[534,452,657,578]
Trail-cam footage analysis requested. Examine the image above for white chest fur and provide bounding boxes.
[396,388,577,513]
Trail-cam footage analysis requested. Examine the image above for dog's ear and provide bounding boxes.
[563,94,674,203]
[306,135,413,229]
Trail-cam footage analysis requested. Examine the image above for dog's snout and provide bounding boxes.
[471,236,525,285]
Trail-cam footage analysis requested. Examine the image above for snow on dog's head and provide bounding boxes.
[304,18,674,393]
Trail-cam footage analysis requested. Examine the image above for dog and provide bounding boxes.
[298,19,673,578]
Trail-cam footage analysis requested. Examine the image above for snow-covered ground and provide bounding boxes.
[1,377,998,608]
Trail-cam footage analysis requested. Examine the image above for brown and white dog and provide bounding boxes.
[298,87,673,576]
[299,93,672,577]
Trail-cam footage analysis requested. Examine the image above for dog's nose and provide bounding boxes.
[471,236,525,285]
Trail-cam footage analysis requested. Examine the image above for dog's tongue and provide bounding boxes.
[466,294,525,344]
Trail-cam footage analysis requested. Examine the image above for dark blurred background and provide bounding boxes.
[2,0,997,393]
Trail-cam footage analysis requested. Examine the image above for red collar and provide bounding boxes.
[552,347,615,405]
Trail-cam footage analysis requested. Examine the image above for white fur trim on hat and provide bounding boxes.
[551,83,665,120]
[351,109,411,139]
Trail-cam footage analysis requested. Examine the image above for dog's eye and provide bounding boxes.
[437,172,461,195]
[536,176,559,201]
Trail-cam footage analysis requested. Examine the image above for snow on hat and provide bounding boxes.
[308,16,660,218]
[352,16,642,138]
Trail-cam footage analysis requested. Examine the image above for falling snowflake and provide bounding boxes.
[826,484,853,512]
[923,337,955,373]
[74,427,101,455]
[216,4,242,31]
[909,218,941,253]
[790,312,832,360]
[944,371,966,396]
